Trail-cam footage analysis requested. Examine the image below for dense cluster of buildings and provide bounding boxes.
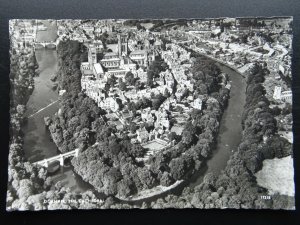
[179,18,293,103]
[9,20,37,50]
[74,20,235,160]
[10,18,293,160]
[168,17,293,144]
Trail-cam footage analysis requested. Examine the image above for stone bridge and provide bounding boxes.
[34,39,59,49]
[32,149,79,168]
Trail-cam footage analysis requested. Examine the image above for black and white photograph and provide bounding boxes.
[7,17,295,211]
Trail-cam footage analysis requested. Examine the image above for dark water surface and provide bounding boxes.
[189,63,246,188]
[23,48,59,161]
[23,47,93,193]
[22,21,93,194]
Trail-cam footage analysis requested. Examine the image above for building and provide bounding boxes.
[136,127,149,143]
[88,45,97,65]
[99,97,120,112]
[281,90,292,103]
[101,52,121,69]
[93,63,105,79]
[141,107,155,124]
[107,69,127,79]
[273,86,282,100]
[129,50,148,66]
[117,33,128,56]
[80,45,105,80]
[94,40,104,53]
[155,108,170,130]
[191,98,202,110]
[154,38,163,49]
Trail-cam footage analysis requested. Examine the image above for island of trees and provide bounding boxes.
[45,40,230,199]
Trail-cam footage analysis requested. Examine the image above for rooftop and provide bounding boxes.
[130,49,147,55]
[93,63,104,74]
[104,52,119,57]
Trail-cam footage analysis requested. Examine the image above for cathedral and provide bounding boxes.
[80,33,155,82]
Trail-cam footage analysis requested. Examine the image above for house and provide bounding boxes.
[99,97,120,112]
[155,108,170,130]
[141,107,154,123]
[273,86,282,100]
[281,91,292,103]
[175,87,186,100]
[119,110,133,122]
[154,38,163,49]
[191,98,202,110]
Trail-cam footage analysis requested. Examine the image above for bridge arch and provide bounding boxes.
[33,148,79,168]
[34,40,59,50]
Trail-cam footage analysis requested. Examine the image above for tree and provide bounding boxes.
[134,80,142,90]
[104,83,111,92]
[147,70,154,87]
[17,179,33,199]
[168,132,178,142]
[164,88,171,98]
[125,72,135,85]
[119,79,127,91]
[152,99,162,110]
[160,172,174,186]
[169,157,186,180]
[16,104,26,116]
[129,123,138,133]
[181,122,197,146]
[203,172,217,187]
[138,168,156,189]
[117,177,135,198]
[107,75,117,87]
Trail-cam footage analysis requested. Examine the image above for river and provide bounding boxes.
[22,21,93,194]
[23,48,93,193]
[189,62,246,188]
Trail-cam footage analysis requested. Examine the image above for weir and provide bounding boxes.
[28,100,59,118]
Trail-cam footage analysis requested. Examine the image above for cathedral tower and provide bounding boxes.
[88,45,97,66]
[117,34,128,56]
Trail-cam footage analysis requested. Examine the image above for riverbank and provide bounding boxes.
[117,180,184,201]
[7,42,56,210]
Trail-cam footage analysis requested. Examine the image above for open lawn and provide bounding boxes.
[143,140,166,151]
[255,155,295,196]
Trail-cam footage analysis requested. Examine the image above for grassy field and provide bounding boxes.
[255,155,295,196]
[143,141,166,151]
